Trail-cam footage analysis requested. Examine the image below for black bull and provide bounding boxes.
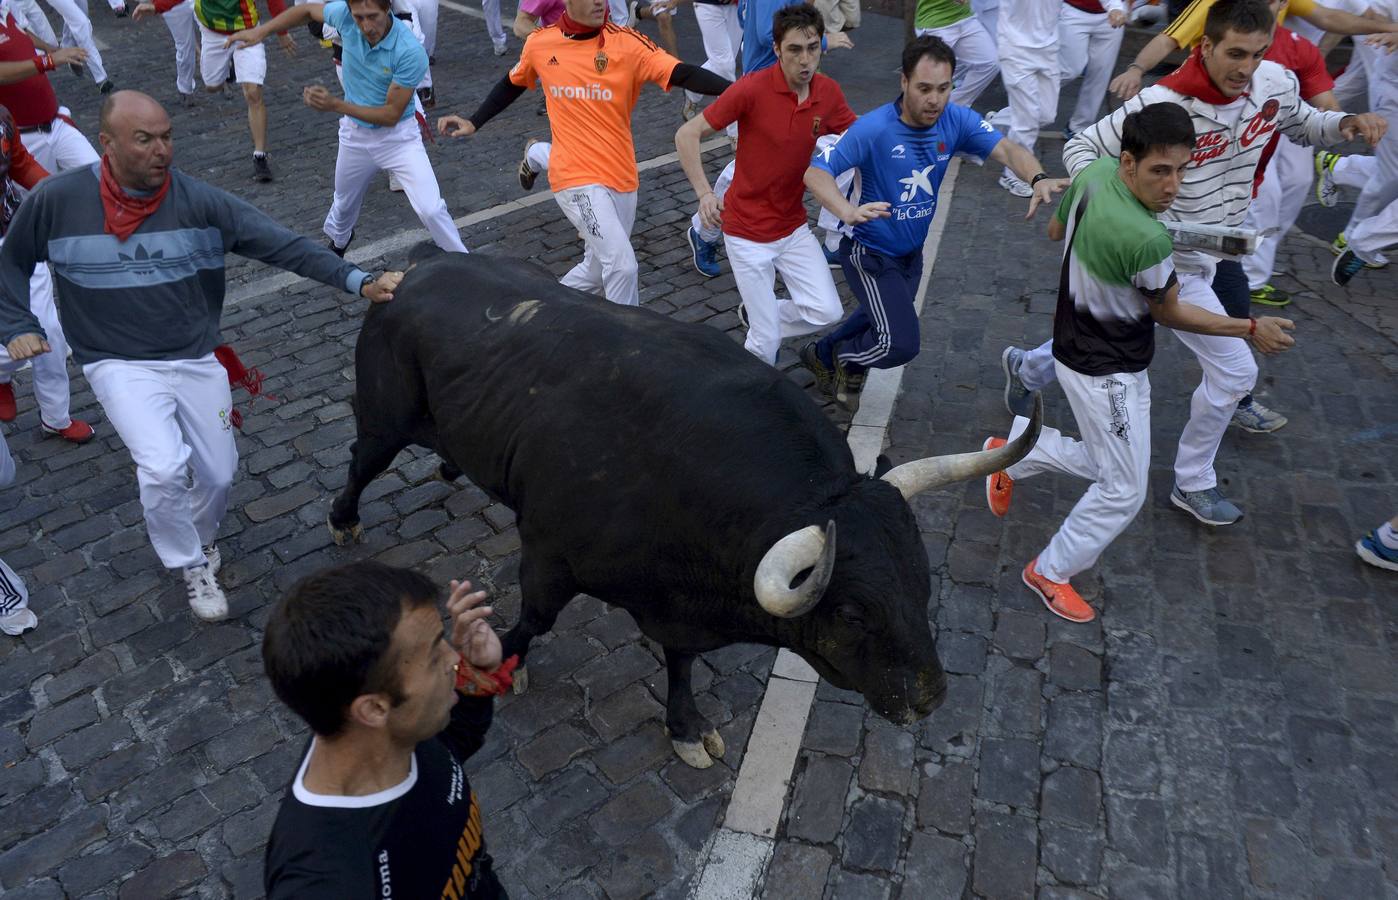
[328,251,1041,768]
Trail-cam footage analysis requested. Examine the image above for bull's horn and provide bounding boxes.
[754,520,837,618]
[880,393,1043,500]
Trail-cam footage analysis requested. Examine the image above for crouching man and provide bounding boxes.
[262,562,515,898]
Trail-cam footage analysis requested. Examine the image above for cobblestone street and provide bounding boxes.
[0,5,1394,899]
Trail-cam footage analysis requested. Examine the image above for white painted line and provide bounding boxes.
[845,423,886,474]
[438,0,485,20]
[686,829,773,900]
[223,136,732,308]
[770,649,818,683]
[722,675,819,838]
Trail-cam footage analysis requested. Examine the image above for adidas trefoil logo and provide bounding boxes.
[118,243,164,275]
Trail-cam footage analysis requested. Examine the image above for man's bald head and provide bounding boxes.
[98,90,174,192]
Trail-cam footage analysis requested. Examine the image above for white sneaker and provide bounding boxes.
[388,173,403,192]
[493,39,508,56]
[203,544,221,575]
[183,565,228,621]
[999,174,1033,198]
[0,608,37,636]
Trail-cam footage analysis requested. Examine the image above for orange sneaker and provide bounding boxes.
[1022,558,1095,623]
[0,382,14,422]
[983,436,1012,517]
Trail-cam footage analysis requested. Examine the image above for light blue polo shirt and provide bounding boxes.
[324,0,427,128]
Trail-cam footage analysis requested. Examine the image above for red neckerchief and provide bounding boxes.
[1158,47,1242,107]
[98,155,170,242]
[559,5,608,46]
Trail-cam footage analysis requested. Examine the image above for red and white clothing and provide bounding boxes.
[0,9,100,172]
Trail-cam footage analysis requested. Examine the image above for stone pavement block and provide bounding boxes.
[574,644,661,702]
[56,838,155,898]
[1042,822,1104,887]
[980,736,1042,811]
[987,661,1043,738]
[470,759,530,813]
[205,717,282,773]
[1319,861,1386,897]
[858,726,915,796]
[1106,796,1168,870]
[101,660,176,711]
[828,868,892,899]
[1228,746,1298,817]
[53,715,134,770]
[585,683,663,743]
[42,650,119,705]
[902,830,967,900]
[583,607,643,650]
[592,830,675,900]
[919,673,981,757]
[916,761,973,835]
[162,703,236,755]
[498,681,584,740]
[25,695,100,749]
[112,756,204,824]
[1049,642,1102,691]
[994,610,1045,661]
[587,778,675,846]
[522,768,608,836]
[1175,831,1244,900]
[0,805,107,890]
[786,754,852,845]
[591,727,669,786]
[1103,730,1161,795]
[972,812,1037,900]
[801,699,864,757]
[1216,623,1277,681]
[841,795,904,873]
[519,723,596,781]
[762,842,833,900]
[1303,778,1374,859]
[0,782,71,849]
[1042,766,1101,828]
[117,851,208,900]
[938,628,987,676]
[1286,715,1354,773]
[1244,818,1315,897]
[222,796,282,859]
[1162,654,1222,709]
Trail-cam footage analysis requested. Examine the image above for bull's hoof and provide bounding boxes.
[511,665,530,695]
[701,729,726,760]
[432,462,460,484]
[327,516,363,546]
[671,738,715,769]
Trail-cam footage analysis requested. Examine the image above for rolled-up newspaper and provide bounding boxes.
[1161,221,1259,257]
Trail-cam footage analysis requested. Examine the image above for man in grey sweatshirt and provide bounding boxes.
[0,90,401,621]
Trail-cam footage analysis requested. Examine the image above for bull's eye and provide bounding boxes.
[836,604,864,627]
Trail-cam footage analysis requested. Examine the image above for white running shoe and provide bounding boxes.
[999,174,1033,198]
[183,565,228,621]
[493,39,508,56]
[0,608,37,636]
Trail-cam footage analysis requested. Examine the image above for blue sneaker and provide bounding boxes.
[686,226,722,278]
[1230,397,1287,433]
[823,243,842,269]
[1170,485,1242,526]
[1356,530,1398,572]
[1001,346,1036,418]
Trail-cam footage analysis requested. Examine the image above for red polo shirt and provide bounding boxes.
[702,64,856,243]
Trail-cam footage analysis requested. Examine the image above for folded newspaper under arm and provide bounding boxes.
[1161,221,1259,257]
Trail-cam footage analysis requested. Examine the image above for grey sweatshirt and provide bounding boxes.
[0,164,372,364]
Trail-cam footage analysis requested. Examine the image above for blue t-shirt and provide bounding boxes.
[324,0,427,128]
[739,0,824,75]
[812,99,1002,258]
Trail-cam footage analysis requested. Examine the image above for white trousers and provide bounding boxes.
[691,159,735,244]
[1006,362,1151,582]
[813,0,859,31]
[0,260,71,428]
[482,0,504,45]
[917,16,999,108]
[1332,52,1367,108]
[161,1,199,95]
[45,0,108,83]
[1349,198,1398,265]
[325,115,467,252]
[1017,273,1255,493]
[10,0,58,44]
[391,0,433,87]
[1242,136,1312,289]
[398,0,440,54]
[556,184,640,306]
[1334,154,1377,191]
[83,355,236,570]
[974,1,998,46]
[19,111,100,173]
[726,225,843,364]
[1000,46,1058,179]
[1057,5,1123,134]
[1345,105,1398,241]
[685,4,741,105]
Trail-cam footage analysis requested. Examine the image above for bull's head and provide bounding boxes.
[752,397,1043,724]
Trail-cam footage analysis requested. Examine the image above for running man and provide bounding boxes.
[439,0,729,306]
[0,91,401,621]
[675,3,853,364]
[1008,0,1383,526]
[800,35,1068,408]
[985,103,1294,623]
[227,0,469,254]
[133,0,294,182]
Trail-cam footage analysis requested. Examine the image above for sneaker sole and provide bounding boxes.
[1169,490,1240,526]
[1356,540,1398,572]
[1021,569,1094,623]
[1249,296,1290,308]
[1231,417,1287,434]
[982,437,1007,517]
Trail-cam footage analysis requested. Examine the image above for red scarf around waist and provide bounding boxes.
[99,154,170,243]
[1158,47,1241,106]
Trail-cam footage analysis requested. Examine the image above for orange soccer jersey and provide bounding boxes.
[509,24,679,194]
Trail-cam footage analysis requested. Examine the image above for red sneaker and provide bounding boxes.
[1022,558,1095,623]
[0,383,15,422]
[41,419,95,444]
[983,436,1013,517]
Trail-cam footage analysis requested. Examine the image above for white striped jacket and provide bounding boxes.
[1062,61,1348,273]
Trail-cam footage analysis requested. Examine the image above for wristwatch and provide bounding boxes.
[1030,173,1049,188]
[358,272,377,295]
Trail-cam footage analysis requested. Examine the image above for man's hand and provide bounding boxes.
[131,1,157,20]
[1340,112,1388,146]
[1025,176,1069,219]
[1109,66,1143,100]
[302,84,339,112]
[361,271,403,303]
[224,25,265,47]
[1364,31,1398,53]
[826,32,853,50]
[51,47,87,66]
[697,191,722,230]
[6,334,49,360]
[1107,9,1126,27]
[278,31,296,56]
[842,201,890,225]
[438,115,476,138]
[1248,316,1295,354]
[448,579,502,672]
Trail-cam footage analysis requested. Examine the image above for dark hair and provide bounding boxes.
[901,35,957,79]
[771,4,824,46]
[1120,102,1196,160]
[1203,0,1275,44]
[264,561,439,737]
[348,0,393,11]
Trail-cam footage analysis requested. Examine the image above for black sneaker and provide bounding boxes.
[69,62,84,78]
[835,364,865,409]
[98,79,115,95]
[799,342,835,396]
[417,86,435,109]
[518,138,539,191]
[328,230,355,258]
[1332,248,1367,286]
[252,153,272,182]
